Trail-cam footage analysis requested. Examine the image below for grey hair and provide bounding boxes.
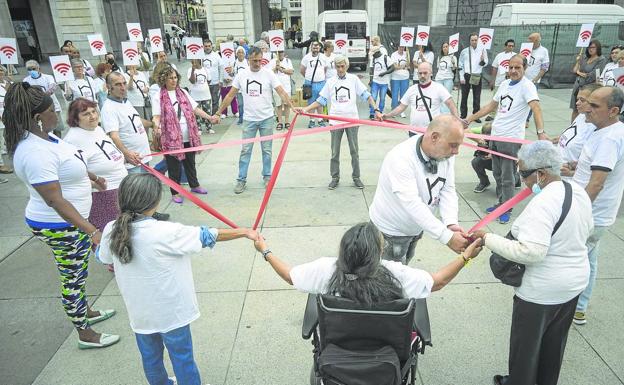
[25,60,39,69]
[253,40,268,50]
[510,54,528,69]
[517,140,563,177]
[109,173,162,264]
[606,86,624,112]
[334,55,349,67]
[260,31,269,40]
[70,58,84,67]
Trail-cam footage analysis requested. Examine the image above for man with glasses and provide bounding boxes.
[487,39,516,121]
[465,54,546,224]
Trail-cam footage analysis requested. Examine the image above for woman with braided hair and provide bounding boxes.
[3,82,120,349]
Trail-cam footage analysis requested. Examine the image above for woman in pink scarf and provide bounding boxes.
[151,66,216,203]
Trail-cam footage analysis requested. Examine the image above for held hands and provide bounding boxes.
[91,230,102,246]
[463,238,483,260]
[374,111,383,121]
[245,229,260,242]
[537,132,550,141]
[124,151,143,166]
[254,234,268,253]
[210,114,221,124]
[447,231,470,254]
[560,161,577,177]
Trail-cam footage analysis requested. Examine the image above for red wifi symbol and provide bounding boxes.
[580,30,592,41]
[261,57,269,66]
[188,44,201,54]
[449,39,458,48]
[129,28,141,37]
[90,40,104,51]
[617,75,624,86]
[401,33,413,42]
[124,48,138,59]
[501,59,509,68]
[54,62,71,75]
[480,34,491,45]
[417,32,428,40]
[151,35,162,46]
[270,36,283,47]
[0,45,16,58]
[335,39,346,48]
[222,48,233,57]
[520,49,531,58]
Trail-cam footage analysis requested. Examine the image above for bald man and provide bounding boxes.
[525,33,550,126]
[383,62,459,137]
[370,115,470,264]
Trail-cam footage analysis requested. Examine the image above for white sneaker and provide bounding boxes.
[235,112,239,117]
[208,129,215,134]
[220,114,226,119]
[168,377,178,385]
[400,112,407,118]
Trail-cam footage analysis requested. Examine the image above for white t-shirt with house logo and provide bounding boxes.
[491,77,539,139]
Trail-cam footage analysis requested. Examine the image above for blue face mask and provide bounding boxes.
[531,177,542,195]
[28,70,39,78]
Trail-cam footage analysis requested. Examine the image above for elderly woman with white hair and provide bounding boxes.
[63,58,98,102]
[472,140,593,385]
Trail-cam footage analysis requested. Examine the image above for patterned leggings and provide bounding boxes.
[31,225,92,330]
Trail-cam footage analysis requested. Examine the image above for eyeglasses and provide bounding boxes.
[519,166,551,179]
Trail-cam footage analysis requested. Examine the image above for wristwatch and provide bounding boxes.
[536,128,545,135]
[261,249,272,261]
[374,108,381,113]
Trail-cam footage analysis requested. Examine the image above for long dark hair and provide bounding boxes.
[327,222,403,306]
[109,173,162,264]
[2,82,46,154]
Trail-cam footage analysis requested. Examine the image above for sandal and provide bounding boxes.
[276,123,283,131]
[285,123,290,130]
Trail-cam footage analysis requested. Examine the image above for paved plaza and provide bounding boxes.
[1,57,623,385]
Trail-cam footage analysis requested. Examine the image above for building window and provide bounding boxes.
[289,0,301,8]
[384,0,401,21]
[324,0,352,10]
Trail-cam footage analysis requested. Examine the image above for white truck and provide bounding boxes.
[490,3,624,26]
[317,10,370,70]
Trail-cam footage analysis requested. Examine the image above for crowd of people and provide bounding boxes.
[1,27,623,385]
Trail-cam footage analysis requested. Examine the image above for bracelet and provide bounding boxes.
[261,249,272,261]
[460,253,471,267]
[88,229,99,238]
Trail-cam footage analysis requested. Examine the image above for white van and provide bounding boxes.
[490,3,624,26]
[164,23,186,37]
[317,10,369,70]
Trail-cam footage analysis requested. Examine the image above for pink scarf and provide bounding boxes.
[159,87,202,160]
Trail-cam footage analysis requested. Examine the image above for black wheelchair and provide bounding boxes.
[302,294,433,385]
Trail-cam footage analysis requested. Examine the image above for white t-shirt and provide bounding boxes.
[558,113,596,166]
[458,47,488,78]
[99,219,218,334]
[324,53,337,79]
[151,88,198,142]
[220,57,236,85]
[124,71,149,107]
[13,133,92,224]
[491,51,516,86]
[318,73,369,125]
[391,51,410,81]
[82,58,95,78]
[290,257,434,299]
[63,126,128,191]
[268,57,293,95]
[100,98,152,167]
[234,59,249,94]
[65,77,97,102]
[232,67,282,121]
[400,81,451,131]
[23,74,61,112]
[525,45,549,83]
[302,53,327,82]
[491,78,539,139]
[369,134,458,244]
[202,51,222,85]
[511,181,593,305]
[413,51,435,80]
[600,62,618,86]
[573,121,624,227]
[434,55,456,81]
[187,67,212,101]
[371,54,394,85]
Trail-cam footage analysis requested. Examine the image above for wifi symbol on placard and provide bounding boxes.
[90,40,104,51]
[500,59,510,68]
[335,39,346,48]
[54,62,71,75]
[129,28,141,38]
[401,32,413,43]
[417,31,429,41]
[151,35,162,46]
[616,75,624,87]
[0,45,16,58]
[188,43,202,54]
[222,48,234,58]
[124,48,138,59]
[270,36,284,47]
[520,48,531,58]
[261,57,270,66]
[580,30,592,42]
[479,34,492,45]
[449,39,458,48]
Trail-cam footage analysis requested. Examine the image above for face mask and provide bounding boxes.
[28,70,39,78]
[531,176,542,195]
[107,58,115,65]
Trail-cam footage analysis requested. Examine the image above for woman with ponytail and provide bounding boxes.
[98,173,259,385]
[254,222,483,305]
[3,82,119,349]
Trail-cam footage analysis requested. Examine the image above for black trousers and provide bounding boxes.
[506,295,579,385]
[460,73,482,118]
[164,142,199,195]
[471,156,492,184]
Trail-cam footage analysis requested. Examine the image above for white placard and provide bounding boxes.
[122,41,140,66]
[219,41,235,64]
[612,67,624,91]
[268,30,285,51]
[148,28,164,53]
[49,55,74,82]
[334,33,348,55]
[576,23,595,48]
[0,37,18,64]
[126,23,143,42]
[87,34,107,56]
[520,42,533,58]
[261,52,271,67]
[400,27,415,47]
[186,37,205,60]
[448,33,459,54]
[415,25,430,46]
[478,28,494,50]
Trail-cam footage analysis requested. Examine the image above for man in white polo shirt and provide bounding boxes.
[465,54,546,224]
[382,62,458,136]
[567,86,624,325]
[369,115,470,264]
[298,55,383,190]
[213,47,294,194]
[300,41,328,128]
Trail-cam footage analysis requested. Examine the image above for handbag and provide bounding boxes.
[302,55,321,100]
[467,47,482,86]
[490,181,573,287]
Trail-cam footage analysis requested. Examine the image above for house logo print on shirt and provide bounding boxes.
[439,60,448,70]
[246,79,262,97]
[415,95,432,111]
[528,55,536,67]
[335,85,351,103]
[559,123,578,147]
[498,95,514,113]
[128,113,145,134]
[202,58,213,68]
[195,73,208,84]
[96,139,124,162]
[74,149,87,166]
[77,79,94,98]
[425,177,446,206]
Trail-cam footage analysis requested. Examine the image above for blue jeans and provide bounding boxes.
[153,159,188,184]
[576,226,606,312]
[370,81,388,116]
[236,93,244,124]
[238,117,273,182]
[305,80,326,106]
[135,324,201,385]
[390,79,409,109]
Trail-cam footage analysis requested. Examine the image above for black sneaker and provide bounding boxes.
[353,178,364,189]
[515,178,521,188]
[493,374,508,385]
[485,116,494,121]
[475,118,482,123]
[473,181,490,193]
[328,179,339,190]
[152,212,170,221]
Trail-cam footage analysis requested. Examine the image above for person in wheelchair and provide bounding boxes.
[253,221,482,385]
